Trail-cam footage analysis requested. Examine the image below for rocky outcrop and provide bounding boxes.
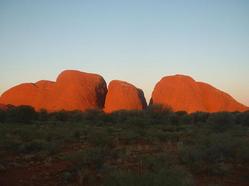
[151,74,248,113]
[0,70,107,112]
[104,80,147,113]
[1,72,247,113]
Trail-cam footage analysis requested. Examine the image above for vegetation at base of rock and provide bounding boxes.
[0,104,248,126]
[0,105,248,185]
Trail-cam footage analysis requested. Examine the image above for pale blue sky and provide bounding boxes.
[0,0,249,105]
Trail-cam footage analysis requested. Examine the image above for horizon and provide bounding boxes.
[1,0,249,106]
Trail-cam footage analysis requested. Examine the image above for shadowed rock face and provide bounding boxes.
[151,74,248,113]
[104,80,147,113]
[0,70,107,112]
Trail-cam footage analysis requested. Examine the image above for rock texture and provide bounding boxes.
[0,70,107,112]
[151,74,248,113]
[104,80,147,113]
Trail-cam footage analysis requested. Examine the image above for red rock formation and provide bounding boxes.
[0,70,107,112]
[104,80,147,113]
[151,74,248,113]
[197,82,248,112]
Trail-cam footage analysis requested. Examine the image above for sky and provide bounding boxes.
[0,0,249,106]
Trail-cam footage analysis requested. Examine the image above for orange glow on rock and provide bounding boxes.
[0,70,107,112]
[151,74,248,113]
[104,80,147,113]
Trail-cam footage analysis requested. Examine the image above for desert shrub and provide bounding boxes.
[125,115,149,126]
[168,113,179,125]
[104,170,153,186]
[1,104,248,127]
[0,123,67,154]
[140,152,176,170]
[37,109,49,121]
[103,167,193,186]
[82,109,105,123]
[86,128,113,147]
[145,104,173,125]
[149,129,179,142]
[146,104,172,113]
[72,130,81,140]
[67,111,84,122]
[108,147,128,160]
[179,132,240,174]
[109,110,129,124]
[236,140,249,163]
[0,110,6,123]
[109,110,145,125]
[207,112,235,132]
[66,146,108,170]
[5,105,37,123]
[62,146,109,185]
[190,112,209,125]
[235,111,249,126]
[17,139,49,153]
[149,129,168,142]
[119,128,140,143]
[178,113,192,124]
[207,112,235,125]
[50,110,70,122]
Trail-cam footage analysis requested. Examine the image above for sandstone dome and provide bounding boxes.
[0,70,107,112]
[104,80,147,113]
[150,74,248,113]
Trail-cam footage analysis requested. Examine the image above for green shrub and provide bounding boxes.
[235,111,249,126]
[103,167,193,186]
[119,129,140,143]
[18,139,56,153]
[179,133,240,174]
[236,140,249,163]
[140,152,176,170]
[207,112,235,132]
[87,128,113,147]
[190,112,209,125]
[6,105,37,123]
[66,146,108,170]
[37,109,49,121]
[0,110,6,123]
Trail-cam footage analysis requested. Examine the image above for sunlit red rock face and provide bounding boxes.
[151,74,248,113]
[0,70,107,112]
[104,80,147,113]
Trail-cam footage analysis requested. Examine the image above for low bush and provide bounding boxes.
[67,146,108,169]
[0,110,6,123]
[207,112,235,132]
[103,167,193,186]
[5,105,37,123]
[179,132,244,174]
